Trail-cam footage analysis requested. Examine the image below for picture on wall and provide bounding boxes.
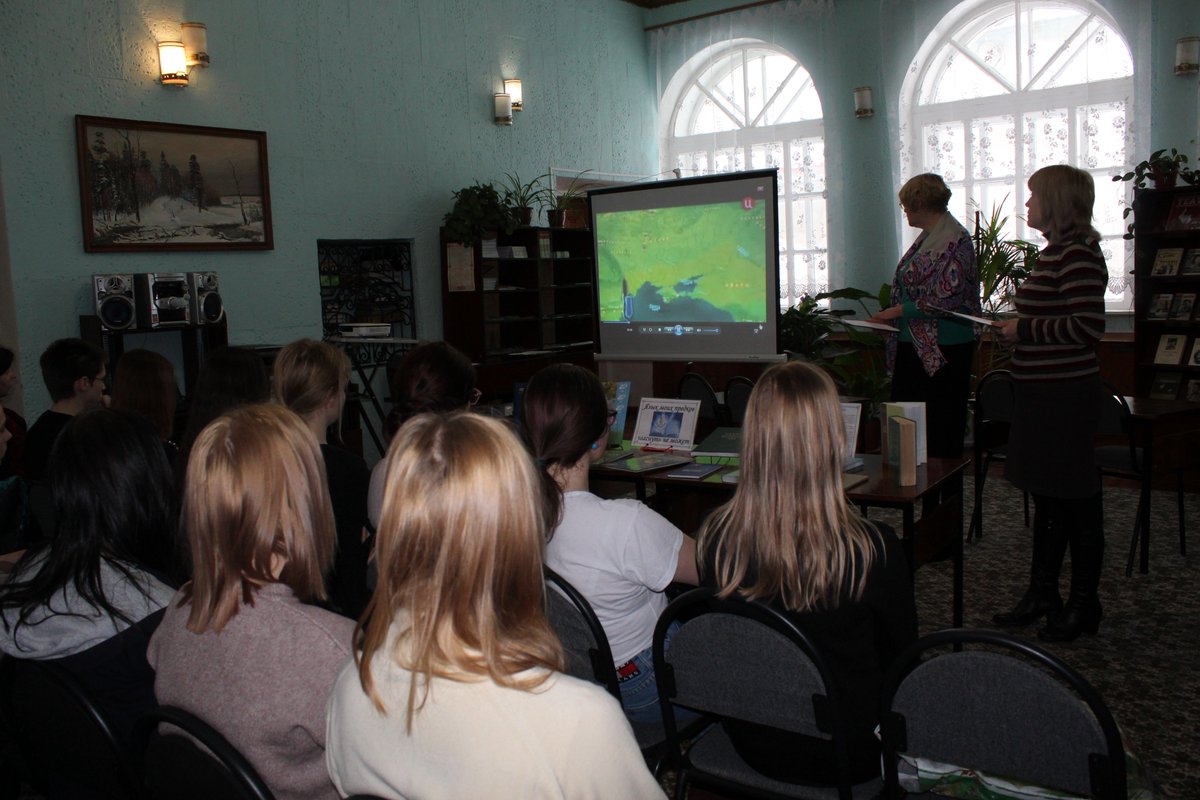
[75,115,273,252]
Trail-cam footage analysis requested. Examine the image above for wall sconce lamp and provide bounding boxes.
[494,93,513,125]
[158,21,209,87]
[1177,37,1200,76]
[504,79,523,111]
[854,86,874,118]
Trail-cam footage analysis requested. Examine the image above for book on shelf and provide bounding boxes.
[1166,194,1200,231]
[1169,293,1196,321]
[1186,379,1200,403]
[1150,372,1183,401]
[1190,339,1200,368]
[1181,249,1200,277]
[1154,333,1188,365]
[536,230,552,257]
[1151,248,1185,277]
[1148,293,1173,320]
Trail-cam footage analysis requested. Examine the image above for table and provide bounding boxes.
[593,453,969,627]
[1122,396,1200,574]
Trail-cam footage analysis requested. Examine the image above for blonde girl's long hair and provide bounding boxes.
[355,412,564,728]
[697,361,878,611]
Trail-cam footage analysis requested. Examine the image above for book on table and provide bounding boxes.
[601,380,633,448]
[630,397,701,451]
[881,401,927,465]
[887,415,918,486]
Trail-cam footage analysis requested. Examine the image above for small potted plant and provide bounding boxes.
[539,170,592,228]
[499,171,546,226]
[1113,149,1199,239]
[442,182,517,246]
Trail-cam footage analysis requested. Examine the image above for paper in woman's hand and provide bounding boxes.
[842,319,898,333]
[921,305,1004,328]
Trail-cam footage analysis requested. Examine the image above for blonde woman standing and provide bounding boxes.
[326,412,662,799]
[697,361,917,785]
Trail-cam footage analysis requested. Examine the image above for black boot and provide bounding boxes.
[1039,493,1104,643]
[994,497,1068,628]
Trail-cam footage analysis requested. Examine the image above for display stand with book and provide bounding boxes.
[1132,186,1200,401]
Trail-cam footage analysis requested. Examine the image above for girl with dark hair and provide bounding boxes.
[175,346,270,478]
[522,363,698,724]
[697,360,917,784]
[0,408,178,750]
[368,340,478,528]
[112,348,180,456]
[0,346,28,479]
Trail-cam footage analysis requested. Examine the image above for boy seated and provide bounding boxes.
[24,339,107,481]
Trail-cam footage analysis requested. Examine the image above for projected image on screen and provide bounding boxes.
[596,200,767,324]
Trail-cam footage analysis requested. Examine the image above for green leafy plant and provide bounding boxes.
[442,182,517,246]
[1113,148,1199,238]
[500,171,546,212]
[972,198,1037,317]
[538,169,593,211]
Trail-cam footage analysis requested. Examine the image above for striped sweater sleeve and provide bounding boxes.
[1011,239,1107,381]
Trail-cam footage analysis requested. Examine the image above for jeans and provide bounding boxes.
[617,622,700,726]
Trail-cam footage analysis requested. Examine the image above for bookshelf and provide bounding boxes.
[1133,186,1200,401]
[440,226,596,391]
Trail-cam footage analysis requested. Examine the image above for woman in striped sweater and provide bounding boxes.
[993,164,1108,642]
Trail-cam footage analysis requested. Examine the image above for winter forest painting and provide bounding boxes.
[75,116,273,251]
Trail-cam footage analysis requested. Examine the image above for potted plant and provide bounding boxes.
[499,171,547,226]
[971,198,1038,376]
[539,170,592,228]
[442,182,517,246]
[1113,148,1198,239]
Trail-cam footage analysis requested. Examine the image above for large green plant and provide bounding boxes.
[442,182,517,246]
[973,198,1037,317]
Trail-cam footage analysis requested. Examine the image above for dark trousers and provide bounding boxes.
[891,340,975,459]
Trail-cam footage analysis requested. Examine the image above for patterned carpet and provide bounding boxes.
[898,469,1196,799]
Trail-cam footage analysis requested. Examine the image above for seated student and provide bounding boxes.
[696,361,918,785]
[326,412,663,799]
[111,348,180,459]
[367,340,477,529]
[149,404,354,800]
[521,364,698,724]
[23,338,107,481]
[174,345,270,482]
[0,347,27,479]
[0,409,177,754]
[273,338,370,618]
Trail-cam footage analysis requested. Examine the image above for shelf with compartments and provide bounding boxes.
[1132,186,1200,401]
[440,225,596,365]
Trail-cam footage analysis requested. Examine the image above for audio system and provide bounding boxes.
[188,271,225,326]
[92,274,137,331]
[134,272,192,328]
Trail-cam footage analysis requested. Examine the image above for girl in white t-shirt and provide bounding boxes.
[522,364,698,723]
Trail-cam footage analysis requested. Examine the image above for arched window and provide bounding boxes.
[663,41,826,308]
[901,0,1135,307]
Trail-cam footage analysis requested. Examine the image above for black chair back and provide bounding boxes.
[138,705,275,800]
[2,657,139,799]
[678,372,722,423]
[880,629,1126,799]
[543,567,620,700]
[723,376,755,426]
[653,588,881,799]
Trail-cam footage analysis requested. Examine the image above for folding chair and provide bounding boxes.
[138,705,275,800]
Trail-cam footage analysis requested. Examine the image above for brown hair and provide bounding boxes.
[272,338,350,419]
[385,341,476,438]
[112,349,178,441]
[355,412,563,727]
[898,173,952,213]
[1027,164,1100,244]
[180,404,335,633]
[697,361,878,611]
[520,364,608,530]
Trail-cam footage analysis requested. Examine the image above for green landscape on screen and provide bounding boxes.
[595,200,768,323]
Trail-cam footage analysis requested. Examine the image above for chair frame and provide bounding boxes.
[968,369,1028,542]
[1095,387,1156,576]
[723,375,756,426]
[879,628,1126,800]
[137,705,276,800]
[543,566,621,700]
[2,657,141,798]
[653,587,875,800]
[678,369,726,427]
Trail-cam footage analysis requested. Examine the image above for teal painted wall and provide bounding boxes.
[0,0,658,413]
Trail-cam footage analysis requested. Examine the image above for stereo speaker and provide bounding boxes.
[188,272,225,326]
[92,274,137,331]
[134,273,192,329]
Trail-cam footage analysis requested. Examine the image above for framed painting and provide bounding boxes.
[75,115,273,252]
